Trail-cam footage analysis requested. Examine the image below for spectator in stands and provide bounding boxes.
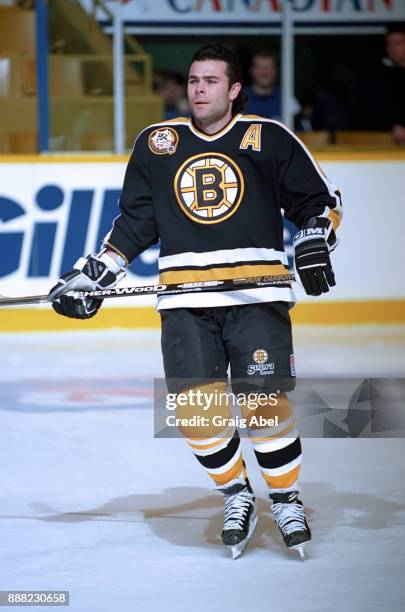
[244,49,300,121]
[381,23,405,143]
[361,23,405,142]
[155,71,191,120]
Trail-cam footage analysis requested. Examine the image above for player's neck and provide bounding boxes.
[193,111,234,135]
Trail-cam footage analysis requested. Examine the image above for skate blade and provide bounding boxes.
[227,512,258,560]
[289,542,308,559]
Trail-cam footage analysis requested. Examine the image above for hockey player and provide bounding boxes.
[49,44,342,560]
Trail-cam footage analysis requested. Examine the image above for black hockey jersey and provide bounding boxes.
[106,114,342,309]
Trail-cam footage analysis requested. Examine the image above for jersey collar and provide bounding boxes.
[188,114,241,141]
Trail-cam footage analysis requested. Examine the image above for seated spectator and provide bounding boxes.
[155,71,191,120]
[361,23,405,142]
[244,49,300,121]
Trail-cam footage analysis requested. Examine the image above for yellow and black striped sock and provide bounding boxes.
[186,428,247,487]
[175,382,248,488]
[244,393,302,493]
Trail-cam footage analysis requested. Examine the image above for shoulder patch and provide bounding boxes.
[148,127,179,155]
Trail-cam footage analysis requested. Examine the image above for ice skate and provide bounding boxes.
[218,478,258,559]
[270,491,311,559]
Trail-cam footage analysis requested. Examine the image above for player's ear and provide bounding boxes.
[229,81,242,101]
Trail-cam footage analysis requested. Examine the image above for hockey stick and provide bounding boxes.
[0,274,295,307]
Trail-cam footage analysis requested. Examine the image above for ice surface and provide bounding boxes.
[1,326,404,612]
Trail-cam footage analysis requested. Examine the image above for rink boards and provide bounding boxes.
[0,151,404,330]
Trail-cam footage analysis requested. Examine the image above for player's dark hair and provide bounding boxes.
[190,44,247,115]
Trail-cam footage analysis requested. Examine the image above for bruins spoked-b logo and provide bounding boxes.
[174,153,244,224]
[148,127,179,155]
[247,348,275,376]
[253,349,268,365]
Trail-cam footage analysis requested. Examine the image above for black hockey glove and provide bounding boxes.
[51,294,102,319]
[293,220,336,296]
[48,251,126,319]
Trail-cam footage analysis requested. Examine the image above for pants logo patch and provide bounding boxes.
[247,349,274,375]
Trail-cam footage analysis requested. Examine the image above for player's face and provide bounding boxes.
[187,60,241,126]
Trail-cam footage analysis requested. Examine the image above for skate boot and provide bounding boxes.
[270,490,311,559]
[218,478,258,559]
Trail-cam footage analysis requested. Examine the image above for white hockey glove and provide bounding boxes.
[48,252,126,319]
[293,218,336,296]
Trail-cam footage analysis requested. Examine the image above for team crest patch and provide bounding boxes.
[253,349,268,364]
[148,127,179,155]
[247,348,275,376]
[174,153,244,224]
